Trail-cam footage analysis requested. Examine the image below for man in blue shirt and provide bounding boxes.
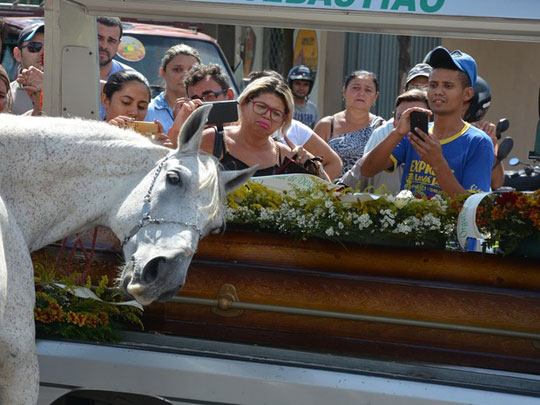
[361,46,494,197]
[97,17,136,119]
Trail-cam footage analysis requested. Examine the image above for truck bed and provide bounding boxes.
[38,331,540,405]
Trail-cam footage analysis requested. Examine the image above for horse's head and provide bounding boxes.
[115,105,256,305]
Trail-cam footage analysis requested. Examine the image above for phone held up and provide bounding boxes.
[409,111,429,140]
[206,100,239,127]
[127,121,159,137]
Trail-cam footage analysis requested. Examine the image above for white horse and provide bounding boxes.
[0,105,255,404]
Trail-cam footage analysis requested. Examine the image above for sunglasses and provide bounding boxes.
[189,88,228,102]
[20,41,43,53]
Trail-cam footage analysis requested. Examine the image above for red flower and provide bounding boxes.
[496,192,518,210]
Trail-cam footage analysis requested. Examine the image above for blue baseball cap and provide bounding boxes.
[17,22,45,48]
[425,46,477,87]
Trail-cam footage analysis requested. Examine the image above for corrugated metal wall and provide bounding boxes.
[344,34,440,119]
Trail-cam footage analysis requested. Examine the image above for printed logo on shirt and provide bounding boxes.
[404,159,454,196]
[293,111,316,128]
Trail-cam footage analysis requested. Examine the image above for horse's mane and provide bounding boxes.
[0,114,169,177]
[197,153,226,220]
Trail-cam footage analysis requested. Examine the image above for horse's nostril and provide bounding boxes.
[142,256,166,284]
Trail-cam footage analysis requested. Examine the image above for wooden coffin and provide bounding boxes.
[32,228,540,374]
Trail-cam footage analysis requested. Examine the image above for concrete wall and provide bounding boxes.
[320,31,345,118]
[442,38,540,162]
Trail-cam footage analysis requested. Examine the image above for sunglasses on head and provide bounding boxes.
[20,41,43,53]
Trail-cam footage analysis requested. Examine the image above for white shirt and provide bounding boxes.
[274,119,313,146]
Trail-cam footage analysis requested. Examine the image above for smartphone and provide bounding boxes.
[127,121,159,137]
[206,100,239,125]
[410,111,428,139]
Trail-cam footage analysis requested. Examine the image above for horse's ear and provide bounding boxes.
[176,104,212,153]
[221,166,258,195]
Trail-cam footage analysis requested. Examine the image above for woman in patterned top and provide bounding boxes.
[314,70,384,178]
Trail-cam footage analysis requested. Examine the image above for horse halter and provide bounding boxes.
[121,154,202,247]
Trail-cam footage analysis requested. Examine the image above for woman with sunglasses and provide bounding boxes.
[200,76,330,180]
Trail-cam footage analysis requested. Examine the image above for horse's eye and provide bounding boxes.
[166,170,182,186]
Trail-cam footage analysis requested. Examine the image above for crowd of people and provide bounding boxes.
[0,17,503,198]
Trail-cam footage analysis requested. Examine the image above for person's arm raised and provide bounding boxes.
[408,127,467,197]
[167,98,204,147]
[361,107,429,177]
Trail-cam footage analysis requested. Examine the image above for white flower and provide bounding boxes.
[325,227,335,236]
[356,214,373,230]
[393,189,414,209]
[422,213,441,230]
[380,209,396,228]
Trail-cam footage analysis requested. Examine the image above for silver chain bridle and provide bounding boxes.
[121,154,202,247]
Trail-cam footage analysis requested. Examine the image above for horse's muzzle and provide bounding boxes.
[123,251,193,305]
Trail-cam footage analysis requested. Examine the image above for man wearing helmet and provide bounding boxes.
[462,76,504,190]
[288,65,319,129]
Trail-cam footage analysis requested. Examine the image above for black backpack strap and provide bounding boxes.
[212,125,225,158]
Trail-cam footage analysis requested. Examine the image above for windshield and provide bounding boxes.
[114,34,238,98]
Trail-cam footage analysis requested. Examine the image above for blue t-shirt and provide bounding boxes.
[145,91,174,133]
[390,123,494,197]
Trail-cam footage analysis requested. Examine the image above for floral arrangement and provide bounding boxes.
[226,181,540,253]
[227,182,455,247]
[475,191,540,253]
[34,264,143,342]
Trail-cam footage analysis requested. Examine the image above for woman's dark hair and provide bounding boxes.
[160,44,201,71]
[344,70,379,92]
[103,70,151,100]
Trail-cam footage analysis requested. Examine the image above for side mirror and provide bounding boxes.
[495,118,510,140]
[497,137,514,162]
[508,157,521,167]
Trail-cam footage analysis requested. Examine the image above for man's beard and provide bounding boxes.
[99,49,112,67]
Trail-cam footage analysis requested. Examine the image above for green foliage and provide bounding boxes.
[34,264,143,343]
[226,183,540,252]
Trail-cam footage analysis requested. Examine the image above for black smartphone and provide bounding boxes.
[410,111,429,139]
[206,100,239,125]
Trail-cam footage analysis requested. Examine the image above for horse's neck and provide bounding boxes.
[0,115,168,251]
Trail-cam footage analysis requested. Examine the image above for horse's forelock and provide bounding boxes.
[196,154,225,221]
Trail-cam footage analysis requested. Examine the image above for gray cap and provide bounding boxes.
[405,63,432,86]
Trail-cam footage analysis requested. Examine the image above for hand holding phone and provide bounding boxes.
[409,111,429,140]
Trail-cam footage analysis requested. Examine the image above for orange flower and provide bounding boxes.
[491,206,504,221]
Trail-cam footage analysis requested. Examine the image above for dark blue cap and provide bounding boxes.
[426,46,477,87]
[17,22,45,48]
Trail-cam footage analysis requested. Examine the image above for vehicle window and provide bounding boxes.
[1,32,20,80]
[115,35,238,98]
